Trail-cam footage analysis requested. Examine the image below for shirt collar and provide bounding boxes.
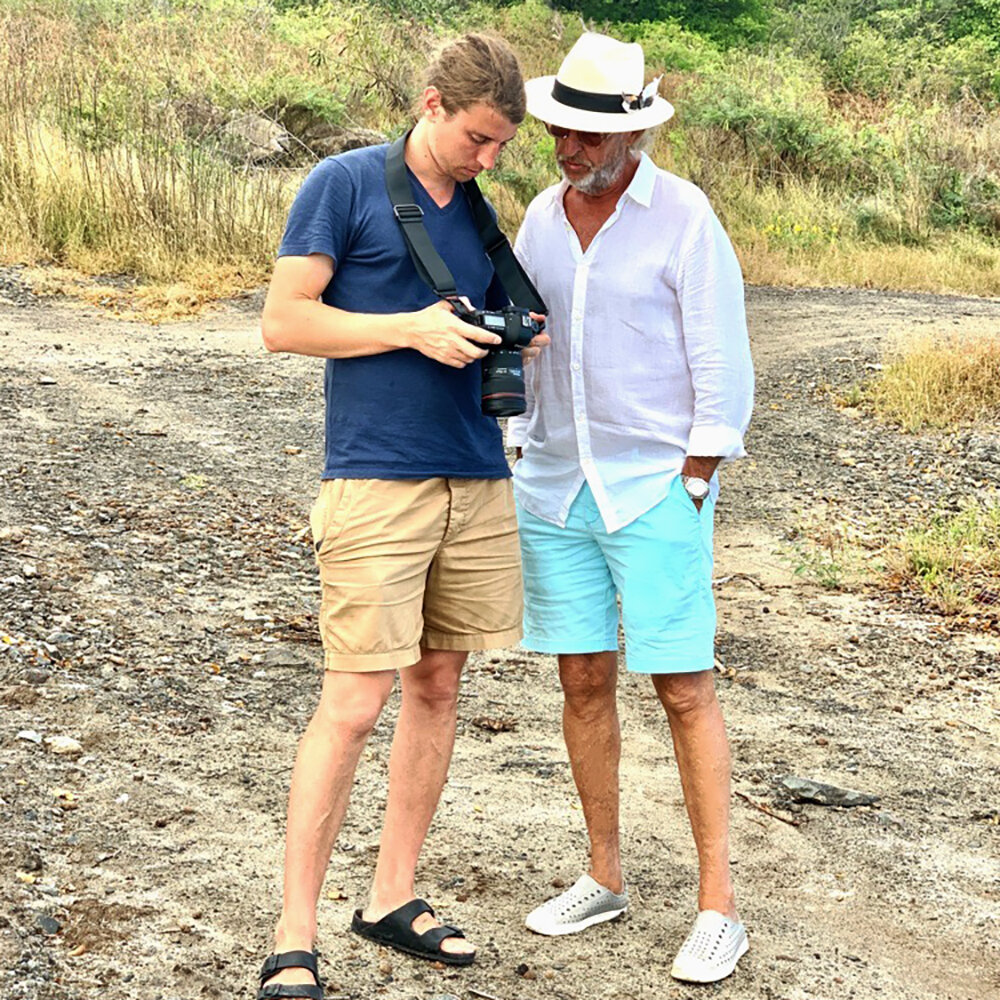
[625,152,655,208]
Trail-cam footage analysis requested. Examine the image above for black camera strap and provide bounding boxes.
[384,131,546,313]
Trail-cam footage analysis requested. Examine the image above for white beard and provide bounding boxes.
[560,137,631,195]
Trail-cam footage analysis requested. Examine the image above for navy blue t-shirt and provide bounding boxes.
[278,143,511,480]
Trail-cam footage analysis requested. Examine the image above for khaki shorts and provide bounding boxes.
[309,477,522,672]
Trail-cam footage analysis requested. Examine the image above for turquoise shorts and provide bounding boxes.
[516,478,716,674]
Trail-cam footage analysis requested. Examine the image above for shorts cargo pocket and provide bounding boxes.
[309,479,357,559]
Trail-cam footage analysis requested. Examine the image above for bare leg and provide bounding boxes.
[559,651,623,893]
[364,647,473,956]
[267,668,396,988]
[652,670,737,917]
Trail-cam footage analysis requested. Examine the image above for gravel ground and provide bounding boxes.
[1,274,998,1000]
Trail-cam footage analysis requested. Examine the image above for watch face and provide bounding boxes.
[683,477,710,500]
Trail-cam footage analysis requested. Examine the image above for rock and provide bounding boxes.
[36,914,61,935]
[221,111,290,163]
[261,646,311,669]
[24,669,51,685]
[20,850,43,872]
[777,776,878,807]
[44,735,83,756]
[303,125,386,159]
[17,729,43,743]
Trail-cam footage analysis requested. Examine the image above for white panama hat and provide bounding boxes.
[525,32,674,134]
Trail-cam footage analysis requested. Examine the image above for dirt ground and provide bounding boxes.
[1,274,998,1000]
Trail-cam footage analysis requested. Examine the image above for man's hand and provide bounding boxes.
[522,312,550,364]
[408,300,502,368]
[682,456,722,512]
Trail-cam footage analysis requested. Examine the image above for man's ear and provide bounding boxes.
[421,85,446,121]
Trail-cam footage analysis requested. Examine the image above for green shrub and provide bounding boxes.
[624,19,723,74]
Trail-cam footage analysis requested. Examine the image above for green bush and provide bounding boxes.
[624,19,723,74]
[553,0,771,45]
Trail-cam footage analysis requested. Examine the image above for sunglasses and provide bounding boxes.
[544,123,609,149]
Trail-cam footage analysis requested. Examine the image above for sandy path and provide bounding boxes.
[1,282,998,1000]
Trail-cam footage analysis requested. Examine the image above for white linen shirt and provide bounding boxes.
[508,152,754,533]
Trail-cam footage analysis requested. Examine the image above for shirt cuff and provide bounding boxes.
[506,417,528,448]
[687,425,746,461]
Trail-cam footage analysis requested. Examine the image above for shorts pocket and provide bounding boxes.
[309,479,357,558]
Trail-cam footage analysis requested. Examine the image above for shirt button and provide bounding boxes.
[572,363,581,371]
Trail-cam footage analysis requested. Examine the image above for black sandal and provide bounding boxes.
[351,898,476,966]
[257,949,323,999]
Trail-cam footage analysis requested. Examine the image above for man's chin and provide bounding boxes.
[560,166,595,189]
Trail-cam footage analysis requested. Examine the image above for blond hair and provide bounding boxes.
[424,33,525,124]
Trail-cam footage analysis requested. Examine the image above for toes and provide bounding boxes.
[440,937,475,955]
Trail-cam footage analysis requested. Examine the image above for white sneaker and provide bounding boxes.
[670,910,749,983]
[525,874,629,936]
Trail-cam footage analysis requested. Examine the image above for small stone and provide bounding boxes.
[45,735,83,756]
[777,776,878,808]
[22,563,38,578]
[36,914,61,935]
[18,730,43,743]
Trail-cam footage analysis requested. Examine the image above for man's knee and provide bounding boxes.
[652,669,718,719]
[403,649,466,711]
[312,672,394,742]
[559,653,617,707]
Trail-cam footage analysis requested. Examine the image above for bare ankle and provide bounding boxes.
[274,916,316,952]
[590,867,624,895]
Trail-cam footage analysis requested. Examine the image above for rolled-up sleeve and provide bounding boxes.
[676,210,754,461]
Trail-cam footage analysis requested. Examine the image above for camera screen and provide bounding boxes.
[482,314,506,331]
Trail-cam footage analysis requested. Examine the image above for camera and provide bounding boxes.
[452,301,543,417]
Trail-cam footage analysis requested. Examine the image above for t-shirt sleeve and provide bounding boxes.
[277,159,355,266]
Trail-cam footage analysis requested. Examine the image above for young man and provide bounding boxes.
[256,34,546,999]
[509,32,754,984]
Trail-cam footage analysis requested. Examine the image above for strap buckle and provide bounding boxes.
[393,203,424,222]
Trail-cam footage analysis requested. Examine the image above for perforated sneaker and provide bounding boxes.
[524,874,629,936]
[670,910,749,983]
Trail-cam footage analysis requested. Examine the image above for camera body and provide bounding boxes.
[452,302,542,417]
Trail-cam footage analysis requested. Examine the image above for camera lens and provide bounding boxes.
[482,349,526,417]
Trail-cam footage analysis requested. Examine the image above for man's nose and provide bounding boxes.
[555,131,584,154]
[477,143,501,170]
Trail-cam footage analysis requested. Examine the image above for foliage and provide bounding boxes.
[869,333,1000,431]
[551,0,772,45]
[891,498,1000,616]
[2,0,1000,301]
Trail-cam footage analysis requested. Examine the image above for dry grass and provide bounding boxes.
[886,498,1000,616]
[869,332,1000,431]
[2,2,1000,314]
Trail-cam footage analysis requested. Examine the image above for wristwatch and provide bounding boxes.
[681,475,711,502]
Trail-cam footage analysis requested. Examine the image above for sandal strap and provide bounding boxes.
[257,985,324,1000]
[259,950,321,985]
[376,897,434,932]
[417,923,466,949]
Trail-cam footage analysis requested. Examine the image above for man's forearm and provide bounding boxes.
[682,456,722,480]
[262,297,413,359]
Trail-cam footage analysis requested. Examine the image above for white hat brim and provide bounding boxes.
[525,75,674,133]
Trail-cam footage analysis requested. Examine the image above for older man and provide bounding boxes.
[508,32,754,984]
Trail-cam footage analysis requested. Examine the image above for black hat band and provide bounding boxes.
[551,79,652,114]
